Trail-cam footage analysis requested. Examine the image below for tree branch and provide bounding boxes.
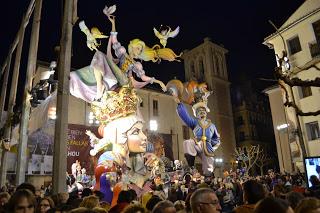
[279,81,320,116]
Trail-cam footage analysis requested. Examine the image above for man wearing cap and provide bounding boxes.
[175,97,220,176]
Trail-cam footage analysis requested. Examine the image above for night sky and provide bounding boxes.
[1,0,304,105]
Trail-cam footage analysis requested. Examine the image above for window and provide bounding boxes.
[199,59,205,81]
[238,116,244,125]
[190,62,196,79]
[312,19,320,41]
[287,36,302,55]
[182,125,190,140]
[311,20,320,58]
[298,86,312,99]
[153,100,158,116]
[239,132,245,142]
[306,121,320,141]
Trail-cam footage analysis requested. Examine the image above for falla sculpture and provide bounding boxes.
[166,79,221,177]
[69,3,182,197]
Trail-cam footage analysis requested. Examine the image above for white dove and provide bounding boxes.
[103,5,116,17]
[153,26,180,47]
[79,20,108,51]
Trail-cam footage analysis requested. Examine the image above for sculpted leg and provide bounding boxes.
[93,68,105,100]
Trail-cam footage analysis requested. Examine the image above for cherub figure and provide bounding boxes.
[153,25,180,47]
[79,21,108,51]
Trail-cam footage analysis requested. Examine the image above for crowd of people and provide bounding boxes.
[0,169,320,213]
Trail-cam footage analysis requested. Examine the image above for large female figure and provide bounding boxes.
[86,87,163,196]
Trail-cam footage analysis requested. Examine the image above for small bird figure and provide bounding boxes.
[79,20,108,51]
[103,4,116,17]
[153,25,180,47]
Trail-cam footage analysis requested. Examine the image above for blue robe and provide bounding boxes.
[177,103,220,155]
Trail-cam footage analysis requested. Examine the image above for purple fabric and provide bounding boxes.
[70,70,98,102]
[100,173,113,204]
[91,51,118,90]
[69,51,118,103]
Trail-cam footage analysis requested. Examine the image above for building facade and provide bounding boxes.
[264,86,297,173]
[263,0,320,170]
[232,79,277,172]
[182,37,236,168]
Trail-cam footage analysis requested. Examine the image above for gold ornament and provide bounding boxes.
[91,85,140,125]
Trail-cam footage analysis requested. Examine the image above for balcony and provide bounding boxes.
[309,41,320,58]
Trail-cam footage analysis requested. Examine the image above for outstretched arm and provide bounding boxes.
[106,15,117,43]
[176,103,197,129]
[140,74,166,91]
[133,63,166,91]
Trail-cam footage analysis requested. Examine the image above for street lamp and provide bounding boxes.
[150,120,158,131]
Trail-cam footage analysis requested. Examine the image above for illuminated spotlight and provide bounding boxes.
[277,123,289,130]
[215,158,223,163]
[88,111,95,120]
[48,107,56,120]
[150,120,158,131]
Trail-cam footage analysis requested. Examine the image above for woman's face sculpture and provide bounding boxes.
[126,122,147,153]
[129,44,143,58]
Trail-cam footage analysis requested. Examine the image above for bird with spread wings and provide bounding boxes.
[153,25,180,47]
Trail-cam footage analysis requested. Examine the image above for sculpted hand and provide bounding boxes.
[107,15,115,24]
[159,81,167,92]
[144,153,159,167]
[173,96,180,103]
[154,79,167,92]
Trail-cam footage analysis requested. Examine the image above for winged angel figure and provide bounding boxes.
[153,25,180,47]
[79,21,108,51]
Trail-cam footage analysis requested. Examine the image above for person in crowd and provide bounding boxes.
[128,189,138,203]
[190,188,221,213]
[233,180,266,213]
[93,190,104,201]
[82,188,93,198]
[0,192,10,207]
[37,197,55,213]
[16,183,36,195]
[122,204,147,213]
[254,197,294,213]
[99,201,111,212]
[67,196,83,209]
[92,207,108,213]
[173,200,185,212]
[152,200,176,213]
[7,189,37,213]
[306,175,320,198]
[285,191,304,210]
[108,190,132,213]
[295,197,320,213]
[69,207,95,213]
[272,183,287,199]
[79,195,100,209]
[146,195,163,212]
[58,192,69,205]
